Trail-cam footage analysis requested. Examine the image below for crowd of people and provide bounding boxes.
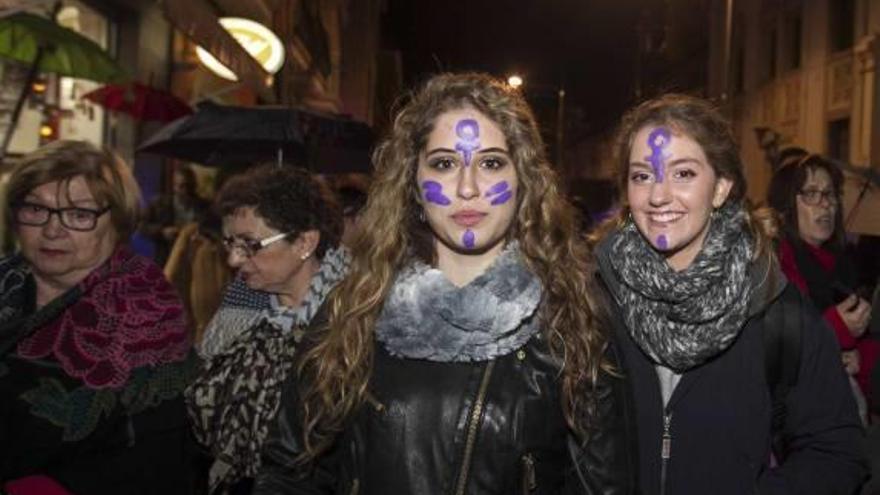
[0,72,876,495]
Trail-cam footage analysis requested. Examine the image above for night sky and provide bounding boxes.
[384,0,646,138]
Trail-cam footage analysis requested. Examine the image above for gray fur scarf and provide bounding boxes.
[375,243,543,362]
[607,204,754,372]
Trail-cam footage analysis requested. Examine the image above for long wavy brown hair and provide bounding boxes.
[297,72,611,461]
[594,94,777,268]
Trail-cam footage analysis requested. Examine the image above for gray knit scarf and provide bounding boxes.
[198,246,350,358]
[375,242,543,362]
[607,204,753,372]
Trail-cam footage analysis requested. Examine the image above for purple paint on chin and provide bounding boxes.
[490,190,513,205]
[645,127,671,183]
[463,229,475,248]
[656,235,668,249]
[422,180,451,206]
[455,119,480,167]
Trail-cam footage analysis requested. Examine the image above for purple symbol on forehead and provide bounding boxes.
[645,127,671,183]
[463,229,476,248]
[485,181,513,205]
[422,181,451,206]
[455,119,481,167]
[656,235,668,250]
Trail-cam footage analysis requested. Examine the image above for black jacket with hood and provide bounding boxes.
[596,238,866,495]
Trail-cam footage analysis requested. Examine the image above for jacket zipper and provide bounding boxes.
[454,360,496,495]
[521,453,537,494]
[660,411,673,495]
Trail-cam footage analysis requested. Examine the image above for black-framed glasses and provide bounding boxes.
[13,202,110,231]
[222,231,294,258]
[798,188,839,206]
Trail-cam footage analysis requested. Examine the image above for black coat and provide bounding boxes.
[597,248,867,495]
[253,332,637,495]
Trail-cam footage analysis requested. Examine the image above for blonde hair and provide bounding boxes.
[6,140,142,239]
[297,72,611,461]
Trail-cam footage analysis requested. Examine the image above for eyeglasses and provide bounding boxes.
[798,188,839,206]
[13,202,110,231]
[222,231,293,258]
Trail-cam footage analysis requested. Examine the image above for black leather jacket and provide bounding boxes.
[253,332,636,495]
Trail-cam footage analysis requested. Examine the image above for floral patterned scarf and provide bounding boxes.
[0,245,191,389]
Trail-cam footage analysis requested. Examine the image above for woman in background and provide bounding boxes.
[0,140,196,495]
[767,153,876,418]
[187,164,348,494]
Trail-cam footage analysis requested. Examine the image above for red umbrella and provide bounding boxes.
[82,82,192,122]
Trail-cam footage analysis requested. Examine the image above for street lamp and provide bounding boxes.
[507,74,523,89]
[506,74,565,168]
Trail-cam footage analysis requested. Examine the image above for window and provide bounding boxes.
[780,12,802,72]
[827,118,850,161]
[759,23,778,82]
[829,0,855,53]
[55,1,114,147]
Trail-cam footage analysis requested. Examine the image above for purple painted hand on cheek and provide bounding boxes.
[455,119,480,167]
[422,181,451,206]
[463,229,475,248]
[645,128,671,183]
[485,181,513,205]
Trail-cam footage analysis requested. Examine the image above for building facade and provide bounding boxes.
[706,0,879,234]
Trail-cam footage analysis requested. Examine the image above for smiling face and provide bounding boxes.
[796,167,838,247]
[416,108,518,260]
[15,176,117,290]
[627,125,733,271]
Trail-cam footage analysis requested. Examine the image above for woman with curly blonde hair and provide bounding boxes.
[254,72,634,494]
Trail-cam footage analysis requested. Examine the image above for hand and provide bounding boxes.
[837,295,871,338]
[161,226,180,240]
[842,349,861,375]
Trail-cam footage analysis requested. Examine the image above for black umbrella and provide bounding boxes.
[137,100,374,173]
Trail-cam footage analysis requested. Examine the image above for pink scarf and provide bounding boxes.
[16,246,191,389]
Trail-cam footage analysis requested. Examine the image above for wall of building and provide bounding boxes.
[707,0,879,208]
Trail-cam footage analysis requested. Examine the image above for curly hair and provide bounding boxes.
[214,164,342,259]
[766,153,845,249]
[296,72,611,461]
[597,94,776,265]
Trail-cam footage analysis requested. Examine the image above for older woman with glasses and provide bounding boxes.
[186,163,349,494]
[768,153,877,415]
[0,141,196,495]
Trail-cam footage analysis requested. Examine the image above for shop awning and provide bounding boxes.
[160,0,275,102]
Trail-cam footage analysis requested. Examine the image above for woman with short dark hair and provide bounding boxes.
[187,163,349,493]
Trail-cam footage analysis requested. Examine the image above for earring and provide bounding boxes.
[301,252,311,261]
[419,209,426,223]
